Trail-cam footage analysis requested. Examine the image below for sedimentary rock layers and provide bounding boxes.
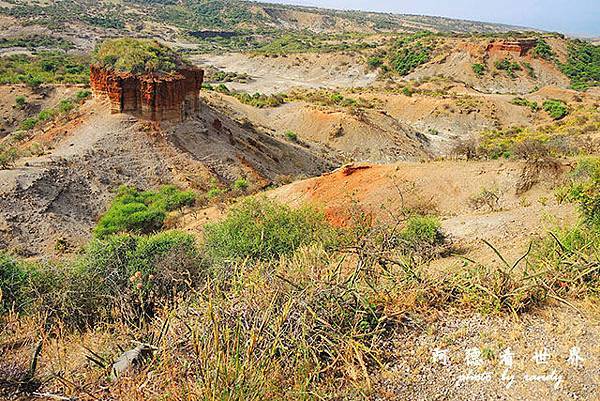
[90,65,204,121]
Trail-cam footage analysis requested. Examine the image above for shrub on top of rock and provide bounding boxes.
[93,38,190,75]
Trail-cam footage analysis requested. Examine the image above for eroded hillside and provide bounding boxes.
[0,5,599,401]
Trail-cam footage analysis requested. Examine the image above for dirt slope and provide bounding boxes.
[0,97,339,255]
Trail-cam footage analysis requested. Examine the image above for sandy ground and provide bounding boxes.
[192,53,378,94]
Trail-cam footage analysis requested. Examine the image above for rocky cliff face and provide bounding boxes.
[486,39,538,56]
[90,65,204,121]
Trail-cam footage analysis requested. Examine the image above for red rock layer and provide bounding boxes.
[90,65,204,121]
[486,39,538,56]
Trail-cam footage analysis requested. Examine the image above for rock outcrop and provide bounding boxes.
[486,39,538,56]
[90,65,204,121]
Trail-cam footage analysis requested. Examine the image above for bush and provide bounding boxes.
[232,177,249,192]
[93,38,188,74]
[511,97,539,112]
[531,38,554,60]
[562,157,600,228]
[75,89,91,100]
[398,215,444,258]
[0,231,204,326]
[0,253,32,314]
[495,58,521,78]
[543,99,568,120]
[14,95,27,108]
[0,146,19,168]
[80,231,203,323]
[58,100,75,113]
[0,52,89,85]
[559,40,600,90]
[285,130,298,142]
[203,197,338,262]
[19,117,38,130]
[367,56,383,69]
[94,185,195,238]
[472,63,485,76]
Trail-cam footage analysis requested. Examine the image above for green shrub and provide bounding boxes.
[0,231,204,326]
[0,253,32,313]
[93,38,188,74]
[81,230,203,322]
[75,89,91,100]
[15,95,27,108]
[232,91,286,108]
[543,99,568,120]
[19,117,38,130]
[400,215,444,248]
[37,108,57,122]
[562,157,600,228]
[0,52,89,85]
[233,178,249,192]
[522,62,536,78]
[94,185,195,238]
[367,56,383,69]
[495,58,521,78]
[0,146,19,169]
[389,32,433,75]
[472,63,485,76]
[531,38,554,60]
[204,197,338,262]
[559,40,600,90]
[58,100,75,113]
[511,97,539,112]
[285,130,298,142]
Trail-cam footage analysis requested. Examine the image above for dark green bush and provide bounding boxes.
[531,38,554,60]
[0,231,203,326]
[559,40,600,91]
[285,130,298,142]
[204,197,338,262]
[0,253,32,313]
[367,56,383,69]
[0,52,89,85]
[389,32,433,76]
[495,58,521,78]
[472,63,485,76]
[15,96,27,108]
[511,97,539,112]
[94,185,195,238]
[543,99,568,120]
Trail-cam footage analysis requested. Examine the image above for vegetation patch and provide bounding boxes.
[206,84,286,108]
[494,57,521,78]
[531,38,554,60]
[0,230,202,326]
[388,32,434,75]
[94,185,195,239]
[510,97,539,112]
[93,38,188,74]
[0,35,73,50]
[472,63,485,76]
[254,33,373,55]
[543,99,568,120]
[203,197,338,262]
[18,90,91,132]
[0,52,89,86]
[559,40,600,91]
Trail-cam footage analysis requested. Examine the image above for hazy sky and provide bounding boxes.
[269,0,600,37]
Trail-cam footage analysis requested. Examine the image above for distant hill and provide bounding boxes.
[0,0,530,37]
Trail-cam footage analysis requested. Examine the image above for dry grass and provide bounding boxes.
[1,190,598,399]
